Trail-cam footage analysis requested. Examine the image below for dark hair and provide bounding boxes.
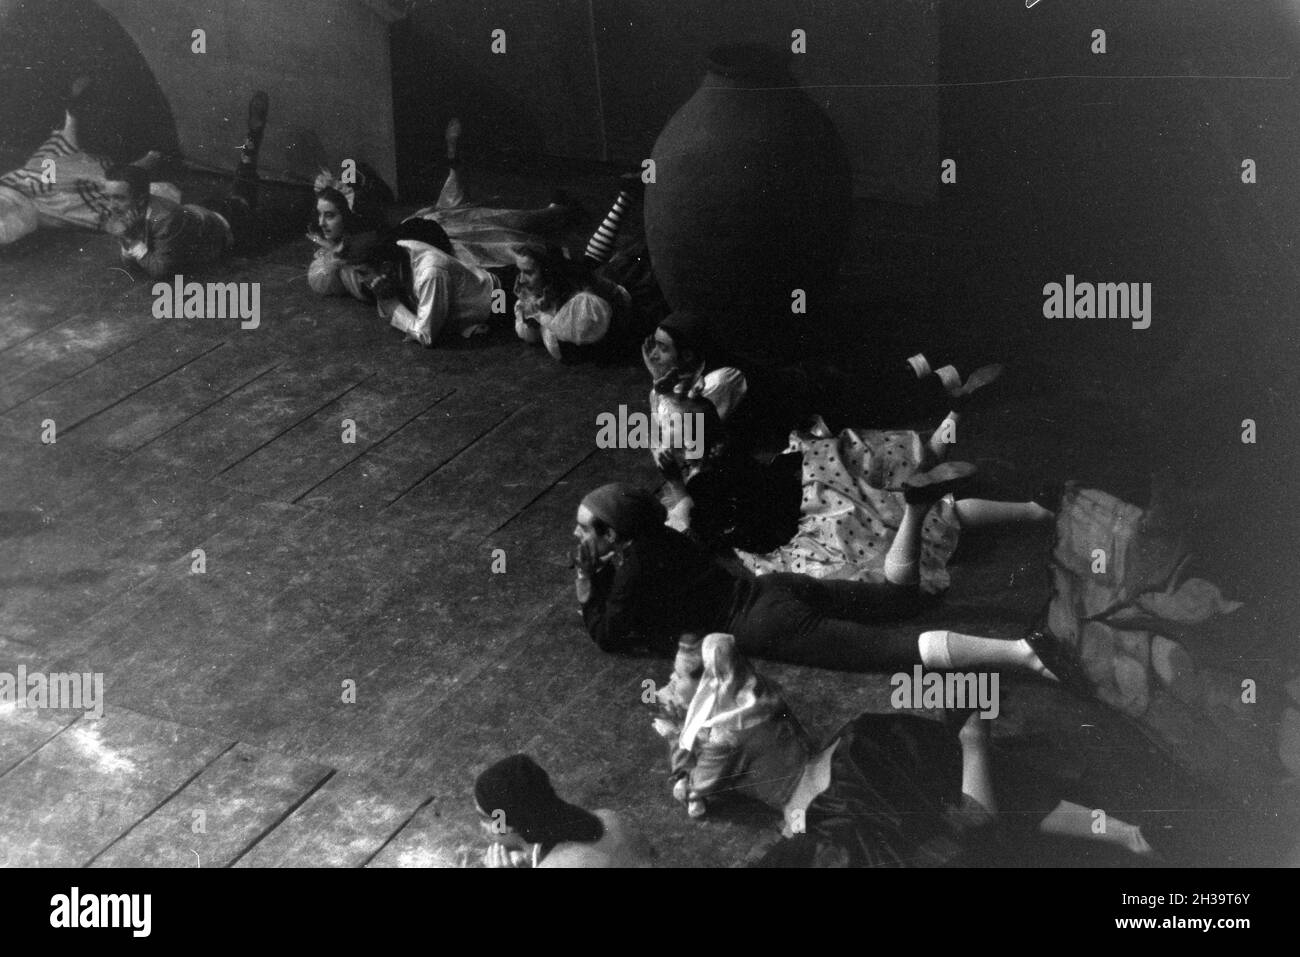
[103,164,150,199]
[474,755,604,859]
[517,242,589,308]
[311,186,364,238]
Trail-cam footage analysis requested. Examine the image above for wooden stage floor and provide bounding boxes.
[0,170,1292,868]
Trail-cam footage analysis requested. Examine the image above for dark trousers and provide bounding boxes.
[726,572,923,672]
[201,164,259,250]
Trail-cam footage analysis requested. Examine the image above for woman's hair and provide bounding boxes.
[657,310,711,369]
[517,242,592,308]
[474,755,604,856]
[310,186,364,238]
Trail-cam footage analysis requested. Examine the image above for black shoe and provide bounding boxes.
[247,91,270,133]
[896,461,977,505]
[1031,480,1066,514]
[1024,628,1091,697]
[67,76,94,116]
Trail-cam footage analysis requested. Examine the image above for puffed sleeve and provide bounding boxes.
[695,366,748,421]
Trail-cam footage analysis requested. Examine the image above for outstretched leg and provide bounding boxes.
[953,498,1054,528]
[1037,800,1155,855]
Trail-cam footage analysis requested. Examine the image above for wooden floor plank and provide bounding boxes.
[232,771,428,868]
[65,341,286,455]
[0,328,222,439]
[89,742,333,868]
[483,445,659,568]
[379,371,642,543]
[297,389,520,515]
[0,708,230,867]
[212,381,455,503]
[126,356,376,477]
[0,473,243,646]
[0,707,82,781]
[0,308,176,414]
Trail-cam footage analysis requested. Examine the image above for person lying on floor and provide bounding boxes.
[102,91,270,279]
[651,633,1156,867]
[572,481,1062,677]
[657,405,1054,591]
[643,311,749,448]
[308,118,590,345]
[0,78,176,247]
[473,754,652,868]
[512,242,632,362]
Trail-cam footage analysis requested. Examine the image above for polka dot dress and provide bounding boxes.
[738,426,962,595]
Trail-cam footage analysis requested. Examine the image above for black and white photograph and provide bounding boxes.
[0,0,1297,927]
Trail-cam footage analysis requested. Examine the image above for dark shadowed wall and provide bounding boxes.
[391,0,941,203]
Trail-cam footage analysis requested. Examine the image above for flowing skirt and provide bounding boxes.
[737,421,961,594]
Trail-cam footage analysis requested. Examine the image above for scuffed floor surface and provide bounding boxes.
[0,165,1295,868]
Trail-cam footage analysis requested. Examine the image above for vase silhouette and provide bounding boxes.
[643,42,852,367]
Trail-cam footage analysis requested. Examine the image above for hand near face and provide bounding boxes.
[654,448,685,486]
[306,231,341,251]
[642,335,674,384]
[104,206,144,240]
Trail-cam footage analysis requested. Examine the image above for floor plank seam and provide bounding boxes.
[211,369,382,479]
[226,765,340,867]
[481,447,599,540]
[47,340,230,438]
[380,404,525,511]
[120,356,288,457]
[0,712,83,783]
[0,321,173,416]
[289,388,460,506]
[80,738,241,868]
[359,793,437,868]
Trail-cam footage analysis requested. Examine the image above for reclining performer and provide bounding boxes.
[573,481,1065,677]
[0,78,172,247]
[653,633,1155,867]
[512,242,632,362]
[473,754,652,868]
[658,405,1054,592]
[308,118,582,345]
[103,91,270,278]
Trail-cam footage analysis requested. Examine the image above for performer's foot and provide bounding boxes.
[619,169,647,197]
[68,75,94,112]
[134,149,165,170]
[897,461,977,505]
[445,117,462,161]
[952,362,1004,398]
[247,90,270,133]
[239,91,270,164]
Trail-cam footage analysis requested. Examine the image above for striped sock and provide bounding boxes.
[584,189,631,265]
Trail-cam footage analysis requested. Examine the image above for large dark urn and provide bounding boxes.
[644,43,852,366]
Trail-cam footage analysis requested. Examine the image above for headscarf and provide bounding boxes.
[580,483,666,538]
[658,310,711,364]
[678,633,783,752]
[474,754,603,847]
[672,635,814,810]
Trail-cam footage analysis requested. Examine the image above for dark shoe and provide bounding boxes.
[896,461,977,505]
[619,169,648,196]
[247,91,270,132]
[1031,479,1066,513]
[68,76,94,115]
[1024,628,1091,697]
[953,363,1004,397]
